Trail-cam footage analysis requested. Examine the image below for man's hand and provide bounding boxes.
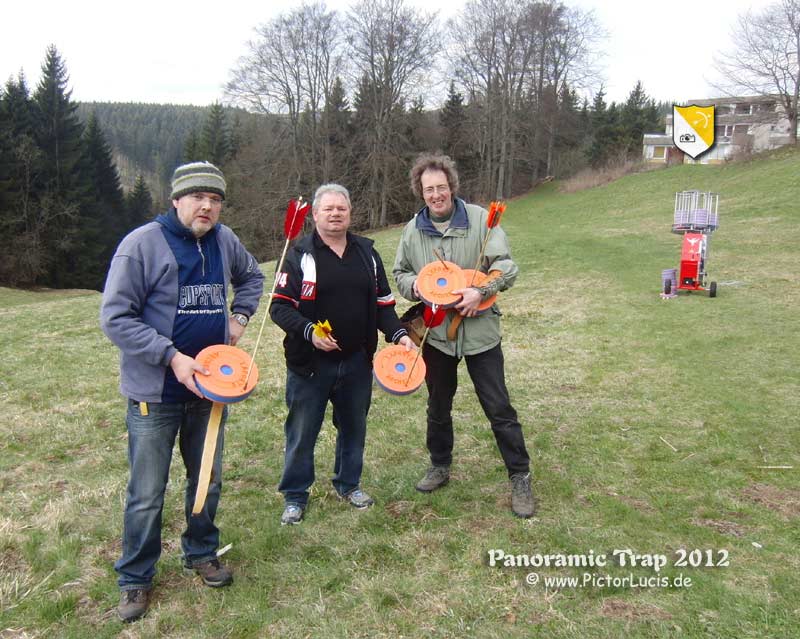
[170,352,209,398]
[412,278,420,300]
[228,316,246,346]
[398,335,417,351]
[312,332,341,352]
[452,287,482,317]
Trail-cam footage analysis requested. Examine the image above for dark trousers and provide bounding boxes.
[423,343,530,476]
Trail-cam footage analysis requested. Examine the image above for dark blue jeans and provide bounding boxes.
[424,343,530,476]
[115,398,227,590]
[279,350,372,506]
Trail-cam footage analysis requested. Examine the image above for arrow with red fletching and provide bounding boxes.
[244,197,311,386]
[284,198,311,240]
[487,200,507,229]
[468,200,508,286]
[423,304,446,328]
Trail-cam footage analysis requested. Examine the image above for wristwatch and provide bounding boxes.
[231,313,249,327]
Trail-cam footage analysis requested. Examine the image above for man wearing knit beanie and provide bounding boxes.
[101,160,264,622]
[171,161,227,201]
[170,161,228,238]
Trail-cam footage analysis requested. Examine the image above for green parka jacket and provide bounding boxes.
[393,198,518,358]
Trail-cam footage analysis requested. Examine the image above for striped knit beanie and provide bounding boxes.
[170,161,226,200]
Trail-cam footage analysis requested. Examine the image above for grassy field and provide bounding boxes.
[1,146,798,638]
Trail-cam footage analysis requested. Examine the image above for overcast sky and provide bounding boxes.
[1,0,774,107]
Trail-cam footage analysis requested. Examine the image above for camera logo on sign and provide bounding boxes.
[673,105,715,159]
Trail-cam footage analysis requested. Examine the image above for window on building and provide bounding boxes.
[734,124,750,135]
[653,146,666,159]
[735,103,752,115]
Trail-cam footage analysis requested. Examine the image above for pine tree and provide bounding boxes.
[33,46,101,288]
[183,128,200,163]
[321,76,352,183]
[2,72,38,138]
[199,102,230,165]
[228,112,243,159]
[578,98,591,140]
[440,81,467,159]
[555,84,581,151]
[83,112,126,286]
[126,175,154,228]
[405,95,428,150]
[34,46,85,193]
[587,88,626,167]
[620,81,657,157]
[1,72,50,285]
[0,74,44,284]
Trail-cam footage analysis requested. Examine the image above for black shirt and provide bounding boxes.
[313,232,372,360]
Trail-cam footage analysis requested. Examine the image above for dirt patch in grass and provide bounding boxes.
[384,501,446,525]
[97,538,122,564]
[741,483,800,519]
[690,517,748,537]
[384,501,415,519]
[600,597,672,621]
[0,547,29,576]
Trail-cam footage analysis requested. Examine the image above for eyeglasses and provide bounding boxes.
[422,185,451,196]
[190,193,223,204]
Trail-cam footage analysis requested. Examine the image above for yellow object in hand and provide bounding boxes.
[313,319,333,338]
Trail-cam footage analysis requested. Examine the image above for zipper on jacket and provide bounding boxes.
[196,238,205,276]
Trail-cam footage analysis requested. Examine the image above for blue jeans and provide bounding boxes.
[115,398,227,590]
[279,350,372,506]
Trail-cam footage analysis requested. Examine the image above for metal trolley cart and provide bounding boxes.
[665,190,720,298]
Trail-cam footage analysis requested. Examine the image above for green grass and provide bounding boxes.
[1,146,799,637]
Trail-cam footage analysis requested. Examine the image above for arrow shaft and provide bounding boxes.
[243,237,291,387]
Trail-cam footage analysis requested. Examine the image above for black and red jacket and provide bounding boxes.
[270,231,407,375]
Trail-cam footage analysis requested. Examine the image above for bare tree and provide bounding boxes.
[225,2,343,190]
[537,5,603,178]
[714,0,800,144]
[347,0,441,226]
[451,0,602,197]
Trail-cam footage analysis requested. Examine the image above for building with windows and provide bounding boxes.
[643,95,795,165]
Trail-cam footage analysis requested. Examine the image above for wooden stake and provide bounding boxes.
[192,401,224,515]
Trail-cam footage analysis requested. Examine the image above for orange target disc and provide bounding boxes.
[461,269,497,313]
[373,345,426,395]
[416,260,466,308]
[193,344,258,403]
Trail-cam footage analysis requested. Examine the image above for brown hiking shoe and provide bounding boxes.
[118,588,149,623]
[510,472,535,518]
[189,558,233,587]
[415,465,450,493]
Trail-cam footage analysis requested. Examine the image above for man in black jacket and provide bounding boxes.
[270,183,415,524]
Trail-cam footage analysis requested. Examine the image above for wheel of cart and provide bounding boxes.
[709,281,717,298]
[664,280,672,295]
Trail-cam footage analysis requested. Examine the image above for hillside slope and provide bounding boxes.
[1,147,798,638]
